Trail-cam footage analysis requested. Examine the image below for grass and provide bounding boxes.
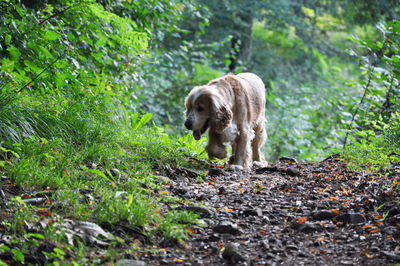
[339,116,400,173]
[0,93,210,264]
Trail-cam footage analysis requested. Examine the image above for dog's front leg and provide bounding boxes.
[230,127,252,170]
[206,131,227,160]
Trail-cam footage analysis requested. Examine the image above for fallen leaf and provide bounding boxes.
[370,228,380,234]
[38,210,52,216]
[154,210,160,214]
[187,228,196,234]
[332,209,340,215]
[361,249,374,258]
[362,224,373,229]
[160,191,169,195]
[317,237,324,241]
[63,168,69,175]
[258,229,267,235]
[217,241,223,247]
[297,216,307,224]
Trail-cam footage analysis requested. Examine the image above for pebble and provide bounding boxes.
[109,168,120,177]
[333,213,367,224]
[222,243,245,263]
[311,210,337,221]
[115,260,146,266]
[213,222,241,235]
[293,222,323,233]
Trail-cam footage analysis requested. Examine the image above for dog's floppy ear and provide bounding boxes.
[211,99,232,133]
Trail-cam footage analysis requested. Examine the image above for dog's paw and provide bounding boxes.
[228,164,244,171]
[252,161,267,168]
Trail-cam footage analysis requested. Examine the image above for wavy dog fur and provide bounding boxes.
[184,72,267,170]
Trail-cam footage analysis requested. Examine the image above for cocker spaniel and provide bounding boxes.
[184,72,267,170]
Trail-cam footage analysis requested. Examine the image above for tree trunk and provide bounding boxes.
[238,12,253,63]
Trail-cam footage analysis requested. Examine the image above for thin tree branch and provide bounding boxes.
[39,6,72,26]
[16,52,65,93]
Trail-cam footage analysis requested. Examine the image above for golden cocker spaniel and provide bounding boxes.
[184,72,267,170]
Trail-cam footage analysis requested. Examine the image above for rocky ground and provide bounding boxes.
[136,155,400,265]
[2,156,400,265]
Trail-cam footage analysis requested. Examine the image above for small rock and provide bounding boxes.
[286,245,298,251]
[213,222,241,235]
[293,222,323,233]
[382,251,400,261]
[115,260,146,266]
[222,243,245,263]
[22,197,46,205]
[208,233,220,241]
[175,187,189,195]
[218,186,226,194]
[296,185,306,191]
[208,168,226,177]
[333,213,367,225]
[388,206,400,217]
[240,208,262,217]
[279,157,298,163]
[387,214,400,225]
[370,246,379,253]
[255,165,278,174]
[110,168,120,177]
[311,210,337,221]
[86,163,97,169]
[286,167,300,176]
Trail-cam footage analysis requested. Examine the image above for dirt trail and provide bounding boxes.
[138,156,400,265]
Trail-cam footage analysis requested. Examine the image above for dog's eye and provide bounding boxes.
[197,106,204,112]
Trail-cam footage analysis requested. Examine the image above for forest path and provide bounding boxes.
[138,156,400,265]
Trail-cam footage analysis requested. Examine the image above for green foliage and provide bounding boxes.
[340,131,398,172]
[340,21,400,171]
[0,1,205,263]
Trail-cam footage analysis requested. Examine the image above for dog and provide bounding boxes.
[184,72,267,170]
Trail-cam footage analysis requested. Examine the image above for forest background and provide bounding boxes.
[1,0,400,163]
[0,0,400,264]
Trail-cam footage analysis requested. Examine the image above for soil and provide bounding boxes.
[137,155,400,265]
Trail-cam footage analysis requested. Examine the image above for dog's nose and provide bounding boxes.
[184,120,192,130]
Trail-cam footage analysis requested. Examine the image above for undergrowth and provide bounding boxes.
[0,94,208,264]
[339,115,400,173]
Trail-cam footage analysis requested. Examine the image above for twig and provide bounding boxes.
[39,6,72,26]
[16,52,65,93]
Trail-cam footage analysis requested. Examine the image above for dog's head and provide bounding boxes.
[184,86,232,140]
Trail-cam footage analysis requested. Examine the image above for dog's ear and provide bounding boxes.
[211,102,232,133]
